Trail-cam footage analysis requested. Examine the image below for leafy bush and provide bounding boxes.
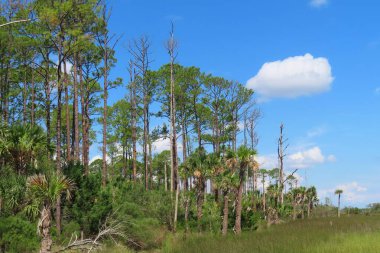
[0,216,39,253]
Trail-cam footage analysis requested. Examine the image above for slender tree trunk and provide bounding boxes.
[130,76,137,182]
[338,194,341,218]
[64,60,71,162]
[234,177,243,234]
[80,63,89,174]
[222,191,229,235]
[197,180,205,232]
[184,194,189,233]
[262,175,266,214]
[73,55,80,162]
[23,66,27,124]
[252,172,256,210]
[31,68,35,126]
[143,99,149,190]
[164,161,168,191]
[278,124,285,205]
[122,145,126,178]
[102,44,108,187]
[55,48,63,236]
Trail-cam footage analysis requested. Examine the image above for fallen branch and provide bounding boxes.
[54,215,133,253]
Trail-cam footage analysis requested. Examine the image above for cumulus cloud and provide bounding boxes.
[310,0,328,7]
[89,155,111,164]
[152,137,183,153]
[288,146,333,169]
[320,182,368,205]
[256,154,277,169]
[256,146,335,170]
[152,137,171,153]
[246,54,333,100]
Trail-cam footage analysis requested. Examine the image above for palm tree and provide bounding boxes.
[306,187,318,218]
[335,189,343,217]
[187,148,208,232]
[215,151,239,235]
[290,187,306,220]
[0,124,51,174]
[259,169,268,214]
[26,172,75,253]
[234,146,256,234]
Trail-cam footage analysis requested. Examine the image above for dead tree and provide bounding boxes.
[166,22,179,232]
[128,36,152,190]
[278,123,288,206]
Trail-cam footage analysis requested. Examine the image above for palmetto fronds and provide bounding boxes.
[26,171,75,207]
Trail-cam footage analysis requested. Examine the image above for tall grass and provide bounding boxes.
[163,215,380,253]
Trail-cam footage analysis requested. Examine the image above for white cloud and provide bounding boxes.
[310,0,328,7]
[257,146,335,170]
[152,137,171,153]
[246,54,333,100]
[256,154,277,169]
[89,155,111,164]
[288,146,329,169]
[320,182,369,205]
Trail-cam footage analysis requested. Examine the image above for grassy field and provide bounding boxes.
[162,215,380,253]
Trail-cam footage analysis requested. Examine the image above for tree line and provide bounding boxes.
[0,1,322,252]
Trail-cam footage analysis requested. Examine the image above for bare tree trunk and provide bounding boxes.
[222,191,229,235]
[278,123,287,206]
[128,63,137,182]
[79,62,89,174]
[122,145,126,178]
[252,172,256,210]
[234,177,243,234]
[164,161,168,191]
[64,60,71,162]
[56,51,63,235]
[166,24,180,231]
[338,194,341,218]
[262,175,266,214]
[31,68,35,126]
[73,54,80,162]
[102,39,108,188]
[143,101,149,190]
[23,66,27,124]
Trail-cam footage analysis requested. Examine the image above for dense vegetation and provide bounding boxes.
[0,1,378,253]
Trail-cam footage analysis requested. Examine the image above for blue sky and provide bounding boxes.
[91,0,380,207]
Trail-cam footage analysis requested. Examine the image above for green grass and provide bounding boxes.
[162,215,380,253]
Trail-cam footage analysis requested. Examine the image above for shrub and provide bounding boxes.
[0,216,39,253]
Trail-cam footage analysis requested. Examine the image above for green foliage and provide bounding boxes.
[111,182,172,250]
[0,167,26,215]
[69,171,112,235]
[0,216,39,253]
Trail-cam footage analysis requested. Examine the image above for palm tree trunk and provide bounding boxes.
[40,205,52,253]
[338,194,341,218]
